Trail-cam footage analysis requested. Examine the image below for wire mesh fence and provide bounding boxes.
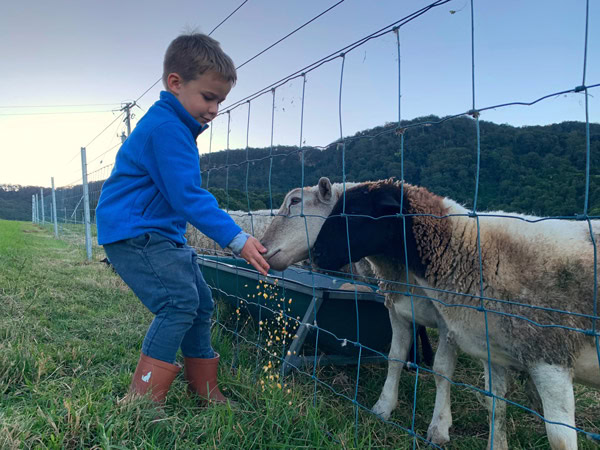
[28,0,600,447]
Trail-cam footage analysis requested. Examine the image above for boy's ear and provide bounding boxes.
[166,73,183,94]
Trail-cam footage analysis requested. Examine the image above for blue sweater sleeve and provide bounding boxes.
[141,121,242,248]
[228,231,250,255]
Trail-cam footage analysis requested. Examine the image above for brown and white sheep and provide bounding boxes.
[311,179,600,450]
[260,177,457,445]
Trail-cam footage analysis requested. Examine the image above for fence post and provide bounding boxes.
[81,147,93,261]
[32,195,35,223]
[40,188,45,225]
[51,177,59,238]
[35,194,39,224]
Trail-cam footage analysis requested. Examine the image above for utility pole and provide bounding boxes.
[120,102,136,138]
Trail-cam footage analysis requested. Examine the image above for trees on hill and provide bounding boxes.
[200,116,600,216]
[2,116,599,221]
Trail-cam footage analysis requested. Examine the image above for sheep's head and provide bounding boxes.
[260,177,338,271]
[312,182,410,271]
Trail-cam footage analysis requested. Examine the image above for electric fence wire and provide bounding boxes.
[134,0,346,104]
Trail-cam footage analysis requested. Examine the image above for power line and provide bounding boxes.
[76,0,346,167]
[63,111,126,167]
[135,78,162,103]
[83,112,126,149]
[134,0,251,104]
[236,0,345,70]
[133,0,342,104]
[71,2,252,168]
[86,110,129,165]
[88,142,122,165]
[209,0,250,35]
[220,0,452,114]
[0,103,120,109]
[0,110,114,116]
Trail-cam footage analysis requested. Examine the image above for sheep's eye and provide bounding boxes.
[289,197,301,206]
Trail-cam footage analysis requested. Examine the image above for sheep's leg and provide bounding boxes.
[482,362,509,450]
[426,322,456,446]
[372,306,413,420]
[529,363,577,450]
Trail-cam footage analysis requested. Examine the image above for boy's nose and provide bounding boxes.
[207,106,218,117]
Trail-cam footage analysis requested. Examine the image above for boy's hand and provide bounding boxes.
[240,236,270,276]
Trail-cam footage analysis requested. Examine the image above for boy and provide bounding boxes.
[96,33,269,406]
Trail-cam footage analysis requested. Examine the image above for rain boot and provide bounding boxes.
[183,353,228,403]
[128,353,181,404]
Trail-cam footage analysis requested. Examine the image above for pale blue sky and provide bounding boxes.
[0,0,598,187]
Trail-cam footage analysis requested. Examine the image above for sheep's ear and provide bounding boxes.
[318,177,333,202]
[375,192,403,216]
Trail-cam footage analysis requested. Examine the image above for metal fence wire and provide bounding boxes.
[30,0,600,447]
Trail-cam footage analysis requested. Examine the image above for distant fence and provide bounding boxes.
[32,150,111,261]
[30,0,600,448]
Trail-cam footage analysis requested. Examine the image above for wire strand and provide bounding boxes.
[209,0,250,36]
[236,0,345,70]
[133,0,251,104]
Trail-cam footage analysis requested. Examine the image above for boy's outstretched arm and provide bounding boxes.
[240,236,270,276]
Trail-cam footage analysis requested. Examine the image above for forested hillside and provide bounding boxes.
[0,185,43,222]
[200,115,600,216]
[2,116,599,221]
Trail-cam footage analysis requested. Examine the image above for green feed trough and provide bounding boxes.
[197,255,392,372]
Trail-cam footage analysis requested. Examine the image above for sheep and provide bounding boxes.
[186,209,275,254]
[311,179,600,450]
[185,206,378,299]
[260,177,457,445]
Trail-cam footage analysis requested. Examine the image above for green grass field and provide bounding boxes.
[1,220,598,449]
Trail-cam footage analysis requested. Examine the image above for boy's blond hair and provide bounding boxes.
[162,33,237,88]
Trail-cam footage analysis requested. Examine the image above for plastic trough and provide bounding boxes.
[197,255,392,374]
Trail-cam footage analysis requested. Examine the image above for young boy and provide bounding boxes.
[96,33,269,405]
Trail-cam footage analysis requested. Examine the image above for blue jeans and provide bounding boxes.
[104,232,215,364]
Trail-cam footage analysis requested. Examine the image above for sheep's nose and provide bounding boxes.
[263,248,280,260]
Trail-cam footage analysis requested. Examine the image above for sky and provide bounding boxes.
[0,0,598,188]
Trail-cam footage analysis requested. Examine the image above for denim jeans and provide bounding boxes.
[104,232,215,363]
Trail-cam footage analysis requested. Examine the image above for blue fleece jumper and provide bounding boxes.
[97,91,243,249]
[97,91,248,363]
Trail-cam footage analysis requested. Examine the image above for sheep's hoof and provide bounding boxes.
[371,402,393,421]
[427,425,450,446]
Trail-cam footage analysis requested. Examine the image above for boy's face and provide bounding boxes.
[167,70,232,125]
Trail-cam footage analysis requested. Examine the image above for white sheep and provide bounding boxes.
[186,206,376,283]
[311,179,600,450]
[186,209,275,254]
[260,177,457,445]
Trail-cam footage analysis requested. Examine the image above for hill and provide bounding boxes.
[2,116,599,221]
[200,115,600,217]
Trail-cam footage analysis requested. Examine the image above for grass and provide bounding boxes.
[1,219,598,449]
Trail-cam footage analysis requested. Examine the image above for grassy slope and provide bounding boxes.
[0,220,598,449]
